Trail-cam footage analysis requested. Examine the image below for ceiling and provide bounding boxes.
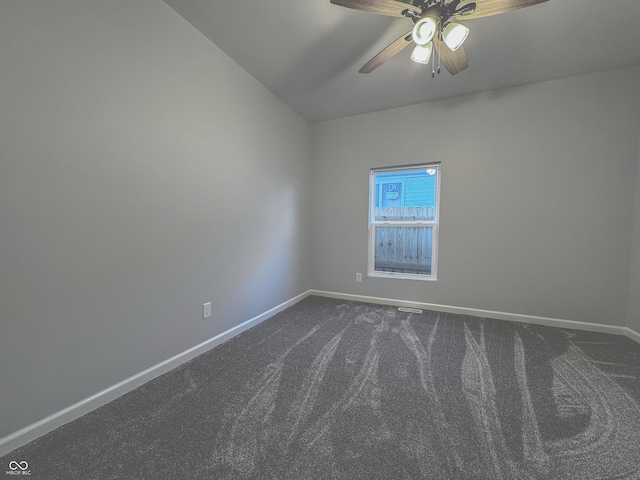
[162,0,640,123]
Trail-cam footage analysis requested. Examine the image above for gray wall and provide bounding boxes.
[627,125,640,332]
[310,67,640,326]
[0,0,311,438]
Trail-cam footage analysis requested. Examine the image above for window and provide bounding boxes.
[368,163,440,280]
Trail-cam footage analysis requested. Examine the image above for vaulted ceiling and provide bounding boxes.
[162,0,640,122]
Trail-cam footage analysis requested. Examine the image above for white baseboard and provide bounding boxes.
[624,326,640,344]
[0,290,311,458]
[309,290,634,339]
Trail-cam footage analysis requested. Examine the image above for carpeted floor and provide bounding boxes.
[2,295,640,479]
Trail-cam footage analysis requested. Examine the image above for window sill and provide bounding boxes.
[368,271,437,281]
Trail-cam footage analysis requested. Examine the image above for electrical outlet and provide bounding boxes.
[356,273,362,282]
[203,302,212,319]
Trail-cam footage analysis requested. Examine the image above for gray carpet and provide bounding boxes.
[3,295,640,479]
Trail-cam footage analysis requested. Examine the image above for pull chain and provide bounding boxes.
[437,17,441,75]
[431,17,438,77]
[431,43,436,78]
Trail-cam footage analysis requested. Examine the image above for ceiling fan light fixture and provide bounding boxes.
[411,42,433,64]
[412,17,437,46]
[442,22,469,51]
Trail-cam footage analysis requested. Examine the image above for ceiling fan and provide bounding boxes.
[330,0,548,76]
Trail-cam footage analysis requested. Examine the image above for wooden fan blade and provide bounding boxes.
[330,0,419,17]
[359,30,414,73]
[434,36,468,75]
[456,0,548,19]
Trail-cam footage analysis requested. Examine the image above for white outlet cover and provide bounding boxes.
[203,302,212,319]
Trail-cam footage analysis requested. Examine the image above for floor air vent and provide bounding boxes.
[398,307,423,314]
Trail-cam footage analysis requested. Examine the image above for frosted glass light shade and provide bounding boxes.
[442,22,469,51]
[412,18,437,46]
[411,42,433,64]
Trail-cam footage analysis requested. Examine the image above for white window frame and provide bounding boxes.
[368,163,441,281]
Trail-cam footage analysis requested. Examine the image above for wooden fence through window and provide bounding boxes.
[373,207,435,275]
